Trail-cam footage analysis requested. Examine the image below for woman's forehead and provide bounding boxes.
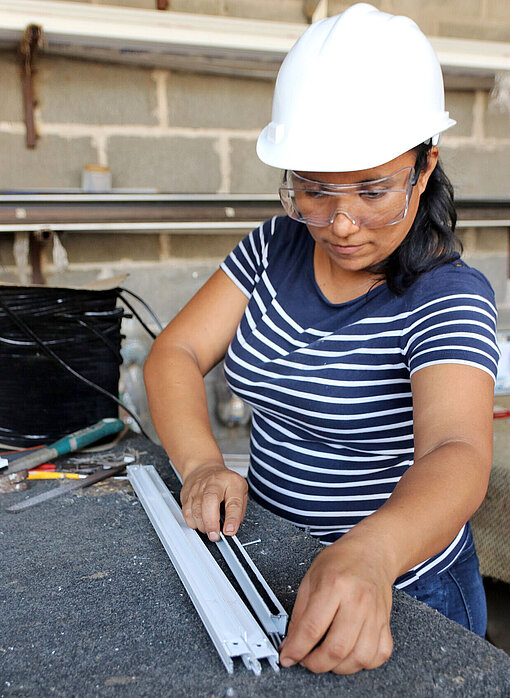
[296,150,416,185]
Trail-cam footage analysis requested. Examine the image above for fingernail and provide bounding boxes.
[208,531,219,542]
[224,523,234,533]
[280,657,296,668]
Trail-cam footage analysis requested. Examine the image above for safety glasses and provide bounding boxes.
[279,166,420,229]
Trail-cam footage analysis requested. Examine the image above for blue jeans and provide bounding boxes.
[402,531,487,637]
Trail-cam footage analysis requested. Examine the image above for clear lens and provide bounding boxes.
[279,167,415,229]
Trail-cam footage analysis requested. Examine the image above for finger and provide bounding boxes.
[223,488,248,535]
[200,487,223,540]
[300,593,365,674]
[279,584,338,667]
[181,493,197,529]
[332,617,392,675]
[278,577,309,654]
[190,497,207,533]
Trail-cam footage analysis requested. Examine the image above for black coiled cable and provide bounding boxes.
[0,285,159,447]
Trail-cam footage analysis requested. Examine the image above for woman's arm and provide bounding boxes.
[144,268,249,540]
[279,363,494,674]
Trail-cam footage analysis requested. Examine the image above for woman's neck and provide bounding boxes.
[313,244,383,304]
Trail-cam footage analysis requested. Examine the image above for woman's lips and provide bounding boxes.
[330,242,365,255]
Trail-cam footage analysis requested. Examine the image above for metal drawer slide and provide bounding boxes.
[127,464,280,675]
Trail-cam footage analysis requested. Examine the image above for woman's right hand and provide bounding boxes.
[180,462,248,541]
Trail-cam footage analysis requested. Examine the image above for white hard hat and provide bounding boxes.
[257,3,456,172]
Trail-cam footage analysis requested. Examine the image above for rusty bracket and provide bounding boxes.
[19,24,42,149]
[156,0,169,9]
[29,229,51,285]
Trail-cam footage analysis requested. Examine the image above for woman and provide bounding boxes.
[144,4,499,675]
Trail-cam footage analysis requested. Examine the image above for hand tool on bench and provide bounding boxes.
[0,418,125,478]
[6,463,126,513]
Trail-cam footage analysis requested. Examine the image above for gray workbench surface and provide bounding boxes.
[2,435,510,697]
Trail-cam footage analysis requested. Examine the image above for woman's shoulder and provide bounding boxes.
[404,257,496,309]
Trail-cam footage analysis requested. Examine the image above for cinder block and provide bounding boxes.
[229,138,280,194]
[45,268,109,288]
[391,0,482,20]
[119,262,219,324]
[167,72,273,130]
[0,269,20,284]
[167,0,221,13]
[38,58,158,126]
[438,21,510,42]
[486,0,510,21]
[61,233,160,264]
[329,0,385,14]
[0,133,96,189]
[461,252,507,305]
[107,136,221,191]
[0,53,24,122]
[445,91,475,138]
[497,303,510,329]
[376,1,439,34]
[94,0,158,7]
[168,233,244,258]
[457,227,508,255]
[472,227,508,254]
[485,100,510,140]
[440,145,510,198]
[221,0,305,22]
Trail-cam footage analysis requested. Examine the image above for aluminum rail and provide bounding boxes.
[215,532,288,645]
[166,456,288,647]
[126,464,280,675]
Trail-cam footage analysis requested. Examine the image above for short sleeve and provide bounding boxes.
[402,270,500,382]
[220,217,276,298]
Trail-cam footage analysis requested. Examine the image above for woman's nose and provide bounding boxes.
[330,210,361,237]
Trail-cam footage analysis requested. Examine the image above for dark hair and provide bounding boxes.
[368,141,461,295]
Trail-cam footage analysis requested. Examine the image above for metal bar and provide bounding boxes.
[0,219,508,235]
[215,532,288,639]
[0,193,280,203]
[0,221,263,234]
[19,24,42,149]
[167,457,288,645]
[126,464,279,675]
[6,464,125,513]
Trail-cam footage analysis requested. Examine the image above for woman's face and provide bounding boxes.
[298,147,438,274]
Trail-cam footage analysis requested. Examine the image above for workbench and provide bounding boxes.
[2,435,510,697]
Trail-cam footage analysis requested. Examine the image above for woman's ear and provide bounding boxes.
[417,146,439,195]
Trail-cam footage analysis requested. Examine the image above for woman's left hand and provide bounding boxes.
[279,536,394,674]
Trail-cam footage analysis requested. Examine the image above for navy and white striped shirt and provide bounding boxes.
[220,216,499,587]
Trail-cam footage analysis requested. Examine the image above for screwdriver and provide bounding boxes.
[1,418,125,478]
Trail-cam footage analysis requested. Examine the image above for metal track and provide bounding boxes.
[126,464,280,675]
[215,532,287,646]
[165,455,288,647]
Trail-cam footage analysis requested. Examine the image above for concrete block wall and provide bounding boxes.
[0,1,509,332]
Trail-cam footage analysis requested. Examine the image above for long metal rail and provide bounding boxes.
[126,464,280,675]
[166,456,288,648]
[0,194,508,234]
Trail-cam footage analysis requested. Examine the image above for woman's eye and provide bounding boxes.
[361,190,386,200]
[304,189,325,199]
